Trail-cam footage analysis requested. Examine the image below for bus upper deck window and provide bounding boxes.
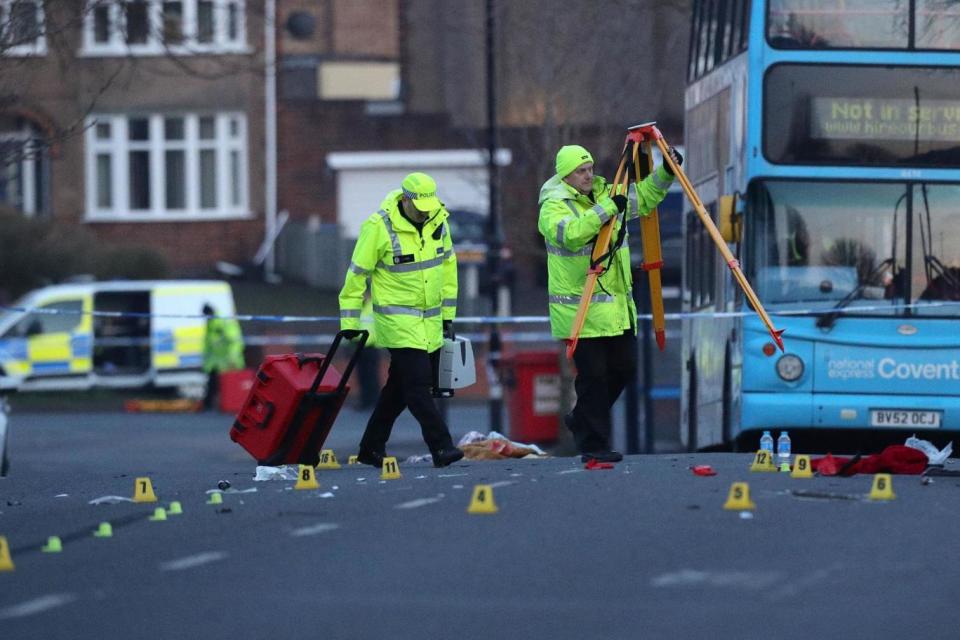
[767,0,908,49]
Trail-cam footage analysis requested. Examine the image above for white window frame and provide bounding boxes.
[0,125,47,217]
[81,0,247,56]
[85,112,250,222]
[0,0,46,56]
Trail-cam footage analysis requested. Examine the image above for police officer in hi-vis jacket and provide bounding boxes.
[339,172,464,468]
[538,144,681,463]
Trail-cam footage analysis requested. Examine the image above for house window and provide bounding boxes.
[86,112,248,221]
[0,0,46,56]
[0,126,49,217]
[162,1,184,45]
[82,0,246,55]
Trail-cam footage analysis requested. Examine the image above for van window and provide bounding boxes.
[7,300,83,337]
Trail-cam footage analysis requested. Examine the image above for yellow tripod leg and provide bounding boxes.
[651,132,784,351]
[566,152,631,360]
[636,140,667,350]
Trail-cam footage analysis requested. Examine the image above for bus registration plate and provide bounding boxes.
[870,409,941,428]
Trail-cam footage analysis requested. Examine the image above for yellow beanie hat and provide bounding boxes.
[555,145,593,178]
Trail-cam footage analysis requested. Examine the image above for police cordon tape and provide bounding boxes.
[2,297,960,346]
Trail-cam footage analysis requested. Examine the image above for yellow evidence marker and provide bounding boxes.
[380,457,401,480]
[93,522,113,538]
[295,464,320,490]
[133,477,158,503]
[168,501,183,515]
[148,507,167,522]
[723,482,757,511]
[348,455,359,465]
[467,484,499,514]
[206,492,223,505]
[41,536,63,553]
[0,536,14,571]
[316,449,341,470]
[869,473,895,501]
[791,455,813,478]
[750,450,777,472]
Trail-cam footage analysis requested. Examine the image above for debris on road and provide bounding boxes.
[254,465,300,481]
[585,459,615,470]
[456,430,548,461]
[89,495,134,505]
[904,434,953,466]
[790,489,863,501]
[691,464,716,476]
[811,446,927,476]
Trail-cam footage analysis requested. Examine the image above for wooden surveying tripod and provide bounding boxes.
[566,122,785,359]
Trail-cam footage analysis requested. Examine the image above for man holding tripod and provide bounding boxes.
[538,143,681,463]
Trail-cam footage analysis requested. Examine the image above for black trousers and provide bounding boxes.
[203,370,219,410]
[569,330,637,453]
[359,347,455,454]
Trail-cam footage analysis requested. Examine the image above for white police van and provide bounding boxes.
[0,280,237,393]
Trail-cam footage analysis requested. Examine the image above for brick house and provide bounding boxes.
[0,0,689,301]
[0,0,266,275]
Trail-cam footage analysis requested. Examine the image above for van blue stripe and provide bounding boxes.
[178,355,203,367]
[71,334,92,357]
[0,338,28,360]
[32,361,72,373]
[154,330,175,352]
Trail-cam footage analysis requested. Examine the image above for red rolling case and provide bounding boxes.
[229,330,368,465]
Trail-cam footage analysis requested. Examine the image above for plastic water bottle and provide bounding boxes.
[777,431,792,466]
[760,430,774,457]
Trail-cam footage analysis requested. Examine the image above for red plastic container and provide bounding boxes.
[229,331,368,465]
[218,369,255,414]
[504,350,562,444]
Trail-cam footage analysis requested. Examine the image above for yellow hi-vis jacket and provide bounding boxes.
[202,316,245,373]
[339,190,458,352]
[538,167,673,340]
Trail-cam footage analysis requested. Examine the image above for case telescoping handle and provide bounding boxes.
[308,329,369,394]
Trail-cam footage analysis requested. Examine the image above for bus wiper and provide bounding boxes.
[920,253,960,300]
[917,183,960,299]
[816,258,894,330]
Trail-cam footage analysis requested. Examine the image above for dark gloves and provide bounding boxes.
[340,329,364,342]
[663,146,683,176]
[611,194,628,214]
[443,320,455,341]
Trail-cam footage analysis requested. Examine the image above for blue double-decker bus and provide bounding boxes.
[682,0,960,450]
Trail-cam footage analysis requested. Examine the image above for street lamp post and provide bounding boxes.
[485,0,504,433]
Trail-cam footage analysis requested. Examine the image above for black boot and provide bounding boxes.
[580,450,623,463]
[356,449,385,468]
[431,447,464,468]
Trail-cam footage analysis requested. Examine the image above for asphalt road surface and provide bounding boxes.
[1,405,959,640]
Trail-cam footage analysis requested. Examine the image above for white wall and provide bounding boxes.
[327,149,511,238]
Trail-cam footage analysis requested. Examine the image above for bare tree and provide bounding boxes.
[403,0,690,270]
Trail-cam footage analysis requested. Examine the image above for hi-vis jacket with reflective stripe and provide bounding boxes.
[202,316,245,373]
[538,167,673,340]
[339,190,457,352]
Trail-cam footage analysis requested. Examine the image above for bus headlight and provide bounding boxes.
[776,354,804,381]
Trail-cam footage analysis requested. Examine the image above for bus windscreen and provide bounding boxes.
[764,65,960,167]
[748,180,960,314]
